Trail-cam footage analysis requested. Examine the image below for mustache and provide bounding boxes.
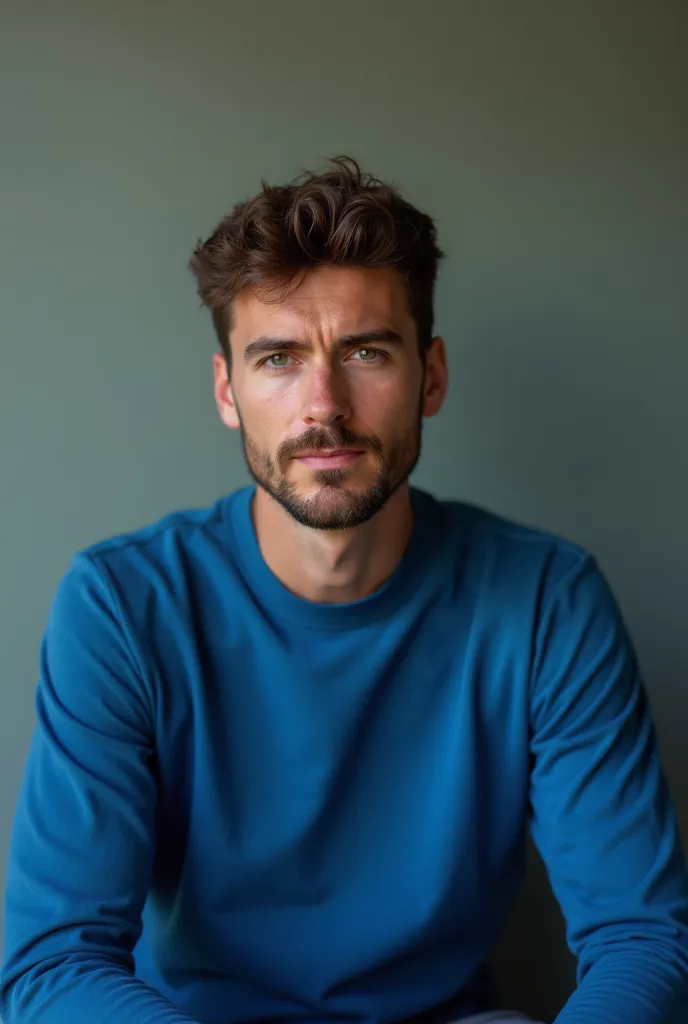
[278,426,384,461]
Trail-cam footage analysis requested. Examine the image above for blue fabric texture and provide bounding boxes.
[2,486,688,1023]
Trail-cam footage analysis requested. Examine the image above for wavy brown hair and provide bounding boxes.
[189,156,444,370]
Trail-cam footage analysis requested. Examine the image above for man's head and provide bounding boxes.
[189,156,447,530]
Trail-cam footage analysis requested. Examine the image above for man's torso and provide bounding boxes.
[84,486,582,1023]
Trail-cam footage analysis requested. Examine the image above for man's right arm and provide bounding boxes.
[0,553,199,1023]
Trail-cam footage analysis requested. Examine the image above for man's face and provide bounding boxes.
[213,266,446,530]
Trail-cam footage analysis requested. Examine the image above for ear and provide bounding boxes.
[212,352,240,430]
[422,336,448,418]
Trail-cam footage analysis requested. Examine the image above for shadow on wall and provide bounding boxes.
[431,310,688,1021]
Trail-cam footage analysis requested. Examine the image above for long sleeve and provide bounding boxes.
[0,554,198,1023]
[529,555,688,1023]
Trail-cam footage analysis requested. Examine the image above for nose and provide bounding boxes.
[299,363,352,427]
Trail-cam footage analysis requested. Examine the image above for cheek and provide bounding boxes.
[355,375,419,428]
[240,381,292,429]
[242,394,303,459]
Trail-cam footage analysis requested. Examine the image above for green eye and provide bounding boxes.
[267,353,290,367]
[357,348,378,361]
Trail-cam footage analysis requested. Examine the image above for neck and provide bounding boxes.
[252,484,414,604]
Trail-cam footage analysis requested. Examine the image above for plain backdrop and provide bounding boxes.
[1,2,686,1020]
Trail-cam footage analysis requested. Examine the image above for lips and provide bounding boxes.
[295,449,364,468]
[296,449,362,458]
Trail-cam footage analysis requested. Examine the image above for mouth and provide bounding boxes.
[294,449,364,469]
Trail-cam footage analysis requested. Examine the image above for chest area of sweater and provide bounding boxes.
[153,604,530,890]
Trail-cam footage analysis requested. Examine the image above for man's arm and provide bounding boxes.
[529,554,688,1023]
[0,554,199,1023]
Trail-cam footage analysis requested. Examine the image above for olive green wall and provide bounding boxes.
[1,2,686,1019]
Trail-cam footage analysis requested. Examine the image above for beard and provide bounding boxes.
[235,398,424,532]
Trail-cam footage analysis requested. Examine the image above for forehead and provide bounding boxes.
[230,266,415,343]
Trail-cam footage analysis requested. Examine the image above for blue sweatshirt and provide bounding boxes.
[2,486,688,1024]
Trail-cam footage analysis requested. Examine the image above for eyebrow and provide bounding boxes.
[243,328,405,364]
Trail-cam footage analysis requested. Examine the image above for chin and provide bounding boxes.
[300,484,357,504]
[302,476,365,501]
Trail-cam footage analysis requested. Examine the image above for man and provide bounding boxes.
[2,157,687,1024]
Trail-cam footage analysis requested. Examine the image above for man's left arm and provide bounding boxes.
[529,554,688,1024]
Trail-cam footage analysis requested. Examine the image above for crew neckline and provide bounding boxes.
[225,484,439,630]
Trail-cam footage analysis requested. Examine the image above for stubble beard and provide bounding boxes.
[236,404,424,532]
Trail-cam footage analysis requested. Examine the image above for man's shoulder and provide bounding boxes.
[430,490,588,557]
[82,488,247,558]
[422,489,594,600]
[72,487,251,590]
